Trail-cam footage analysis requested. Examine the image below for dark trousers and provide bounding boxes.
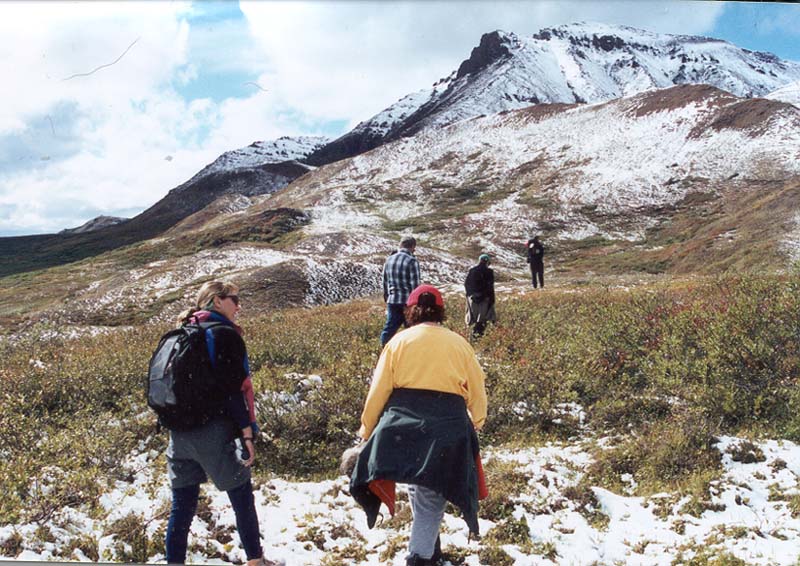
[166,480,262,563]
[380,303,406,346]
[530,263,544,288]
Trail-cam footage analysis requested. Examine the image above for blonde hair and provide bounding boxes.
[176,281,239,326]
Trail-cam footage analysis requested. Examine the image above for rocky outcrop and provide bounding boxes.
[455,31,516,79]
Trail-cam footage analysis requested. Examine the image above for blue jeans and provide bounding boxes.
[166,480,262,563]
[380,303,406,346]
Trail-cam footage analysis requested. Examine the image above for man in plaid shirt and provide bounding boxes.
[380,236,420,346]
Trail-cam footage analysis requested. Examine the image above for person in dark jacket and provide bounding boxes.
[380,236,421,346]
[464,253,496,337]
[166,281,282,566]
[350,285,488,566]
[526,235,545,288]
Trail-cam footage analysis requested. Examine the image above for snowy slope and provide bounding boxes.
[273,84,800,263]
[309,22,800,165]
[767,79,800,106]
[397,23,800,136]
[7,84,800,327]
[194,136,330,180]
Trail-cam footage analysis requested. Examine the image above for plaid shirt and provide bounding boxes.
[382,249,420,304]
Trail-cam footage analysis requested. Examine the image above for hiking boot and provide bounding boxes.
[406,555,433,566]
[431,535,442,563]
[246,557,285,566]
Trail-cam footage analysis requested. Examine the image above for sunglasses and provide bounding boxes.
[220,294,239,306]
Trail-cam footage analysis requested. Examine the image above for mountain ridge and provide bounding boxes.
[308,22,800,165]
[59,215,128,234]
[3,84,798,330]
[3,24,800,328]
[0,143,321,277]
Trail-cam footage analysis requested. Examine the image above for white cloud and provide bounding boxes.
[0,1,272,235]
[240,0,724,125]
[0,0,728,235]
[0,1,193,134]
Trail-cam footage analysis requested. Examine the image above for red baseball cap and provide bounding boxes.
[406,284,444,307]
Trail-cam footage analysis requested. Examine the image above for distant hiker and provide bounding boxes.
[380,236,420,346]
[164,282,281,566]
[464,253,496,337]
[527,235,545,288]
[350,285,488,566]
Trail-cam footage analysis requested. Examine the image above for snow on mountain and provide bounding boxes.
[9,84,800,325]
[767,80,800,106]
[274,84,800,261]
[357,89,437,139]
[308,22,800,166]
[349,74,458,138]
[195,135,330,179]
[401,22,800,135]
[59,215,127,234]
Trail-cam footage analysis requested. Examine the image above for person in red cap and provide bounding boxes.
[349,284,488,566]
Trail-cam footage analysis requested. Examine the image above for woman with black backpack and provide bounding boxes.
[164,281,281,566]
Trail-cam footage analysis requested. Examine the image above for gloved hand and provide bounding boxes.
[339,441,366,477]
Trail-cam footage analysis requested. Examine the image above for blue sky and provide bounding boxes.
[0,1,798,237]
[710,2,800,62]
[173,2,257,104]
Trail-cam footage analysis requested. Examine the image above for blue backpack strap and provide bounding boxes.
[198,321,224,369]
[200,318,249,376]
[200,320,250,375]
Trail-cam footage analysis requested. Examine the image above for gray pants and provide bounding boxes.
[167,417,250,492]
[408,484,447,559]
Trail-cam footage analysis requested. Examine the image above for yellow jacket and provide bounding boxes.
[359,323,487,439]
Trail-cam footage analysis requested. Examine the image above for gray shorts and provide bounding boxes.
[167,417,251,492]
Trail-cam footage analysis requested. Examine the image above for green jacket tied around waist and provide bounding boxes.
[349,388,484,535]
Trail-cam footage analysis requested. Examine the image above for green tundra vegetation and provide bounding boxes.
[1,271,799,562]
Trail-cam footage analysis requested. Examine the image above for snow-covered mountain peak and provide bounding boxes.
[194,135,330,180]
[307,23,800,167]
[455,29,521,79]
[767,79,800,106]
[59,215,127,234]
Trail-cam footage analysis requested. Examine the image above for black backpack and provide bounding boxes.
[147,322,227,431]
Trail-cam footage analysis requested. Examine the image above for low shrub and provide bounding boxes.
[479,459,531,522]
[60,533,99,562]
[483,515,532,548]
[378,534,408,562]
[725,440,765,464]
[587,408,722,495]
[562,483,610,530]
[478,545,514,566]
[0,531,23,558]
[2,272,800,530]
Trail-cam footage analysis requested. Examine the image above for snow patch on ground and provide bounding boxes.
[6,435,800,564]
